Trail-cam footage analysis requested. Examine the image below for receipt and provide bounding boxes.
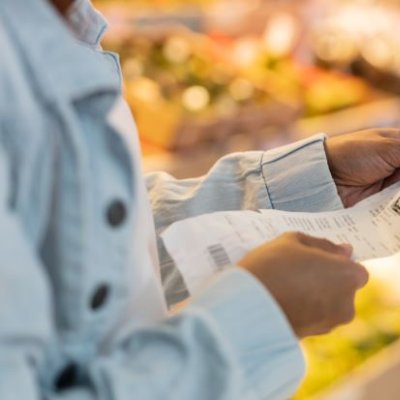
[161,182,400,295]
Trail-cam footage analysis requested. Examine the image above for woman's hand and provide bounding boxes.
[238,232,368,338]
[325,129,400,207]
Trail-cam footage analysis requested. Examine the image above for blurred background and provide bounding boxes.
[94,0,400,398]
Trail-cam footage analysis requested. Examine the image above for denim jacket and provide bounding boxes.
[0,0,343,399]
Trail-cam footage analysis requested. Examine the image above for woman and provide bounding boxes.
[2,0,399,399]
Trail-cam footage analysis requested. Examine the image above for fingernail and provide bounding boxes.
[339,243,353,257]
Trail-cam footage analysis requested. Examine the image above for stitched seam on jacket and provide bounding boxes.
[259,152,274,209]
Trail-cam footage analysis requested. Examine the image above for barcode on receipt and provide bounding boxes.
[207,244,231,269]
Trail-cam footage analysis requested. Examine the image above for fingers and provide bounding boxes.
[338,243,354,258]
[351,128,400,140]
[286,232,353,258]
[383,169,400,189]
[375,128,400,139]
[245,231,370,338]
[285,231,369,288]
[346,262,369,289]
[333,264,368,329]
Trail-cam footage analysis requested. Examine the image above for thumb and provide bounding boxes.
[296,233,353,257]
[337,243,354,258]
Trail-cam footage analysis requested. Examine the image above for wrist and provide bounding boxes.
[323,137,339,184]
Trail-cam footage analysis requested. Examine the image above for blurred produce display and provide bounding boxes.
[96,0,400,398]
[115,30,374,149]
[295,276,400,399]
[312,1,400,95]
[97,0,400,152]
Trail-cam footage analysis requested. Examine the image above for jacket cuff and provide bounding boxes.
[191,268,305,400]
[261,134,343,212]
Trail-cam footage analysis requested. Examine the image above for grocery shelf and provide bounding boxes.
[142,97,400,178]
[316,338,400,400]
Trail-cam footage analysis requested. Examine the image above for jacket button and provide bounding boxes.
[55,363,78,391]
[106,200,127,227]
[90,284,110,310]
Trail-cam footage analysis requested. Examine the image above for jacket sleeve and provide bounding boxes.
[0,141,304,400]
[146,134,344,305]
[84,268,305,400]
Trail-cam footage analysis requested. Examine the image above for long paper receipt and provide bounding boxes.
[161,182,400,295]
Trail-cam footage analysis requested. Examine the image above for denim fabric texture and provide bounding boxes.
[0,0,343,399]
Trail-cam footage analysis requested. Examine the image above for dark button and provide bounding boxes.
[106,200,127,227]
[55,363,78,392]
[90,284,110,310]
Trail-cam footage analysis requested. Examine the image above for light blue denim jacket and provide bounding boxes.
[0,0,344,399]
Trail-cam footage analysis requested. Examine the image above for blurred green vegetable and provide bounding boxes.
[294,278,400,399]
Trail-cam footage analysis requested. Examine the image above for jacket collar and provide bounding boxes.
[67,0,108,48]
[0,0,120,103]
